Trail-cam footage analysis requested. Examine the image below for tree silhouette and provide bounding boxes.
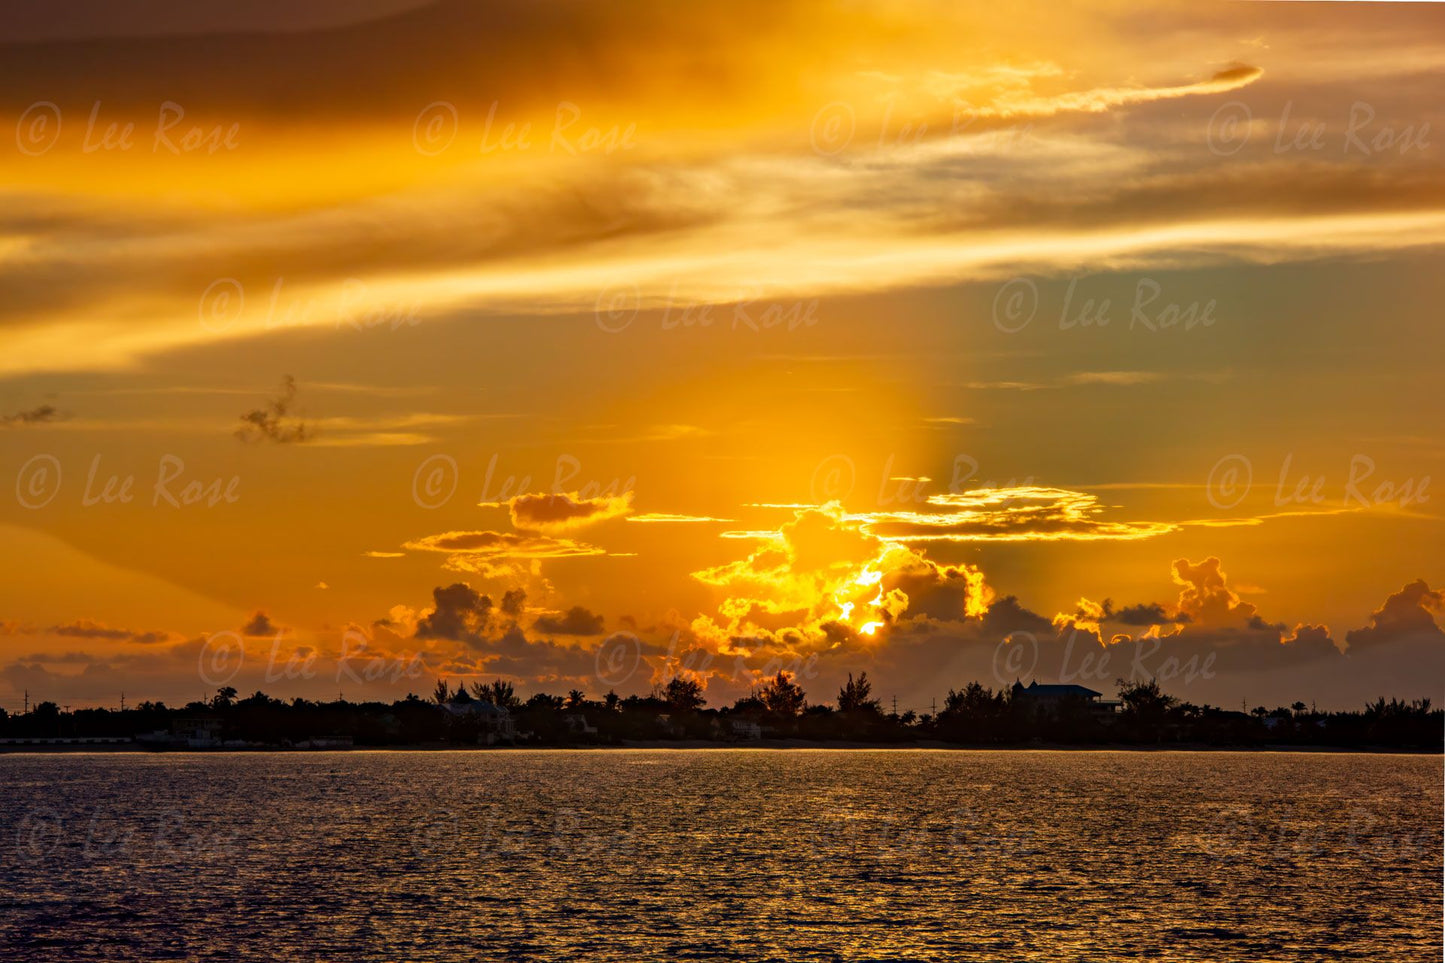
[760,671,806,717]
[837,672,881,713]
[940,682,1007,741]
[433,678,449,704]
[485,679,519,710]
[1117,677,1176,740]
[663,676,706,712]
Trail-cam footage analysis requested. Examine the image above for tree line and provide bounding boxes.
[2,673,1439,749]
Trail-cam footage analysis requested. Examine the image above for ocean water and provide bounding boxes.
[1,750,1440,961]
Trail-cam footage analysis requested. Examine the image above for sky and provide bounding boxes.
[1,0,1442,713]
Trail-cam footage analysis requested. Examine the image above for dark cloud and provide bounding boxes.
[1345,580,1444,651]
[50,620,132,641]
[425,624,612,690]
[0,660,126,702]
[241,612,277,637]
[404,530,607,567]
[533,605,605,636]
[18,651,97,664]
[0,1,431,43]
[2,404,63,426]
[0,619,173,645]
[415,583,493,645]
[236,376,312,443]
[884,557,989,624]
[501,588,527,618]
[979,595,1055,638]
[51,620,171,645]
[0,0,826,121]
[492,491,633,533]
[1112,602,1189,626]
[1063,599,1189,627]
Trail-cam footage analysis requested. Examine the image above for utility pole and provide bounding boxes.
[120,692,125,712]
[892,695,898,716]
[23,689,27,714]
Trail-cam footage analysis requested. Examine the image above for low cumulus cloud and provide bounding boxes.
[414,583,494,646]
[1345,579,1444,651]
[403,530,608,575]
[690,502,994,661]
[241,612,279,637]
[0,619,173,645]
[10,558,1438,710]
[532,605,606,636]
[485,491,633,533]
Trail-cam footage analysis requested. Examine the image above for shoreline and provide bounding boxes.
[0,740,1438,755]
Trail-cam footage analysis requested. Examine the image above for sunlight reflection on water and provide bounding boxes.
[2,749,1440,961]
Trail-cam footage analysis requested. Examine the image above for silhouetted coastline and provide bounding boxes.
[4,674,1439,752]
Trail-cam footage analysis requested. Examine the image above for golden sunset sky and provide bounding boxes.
[1,0,1442,711]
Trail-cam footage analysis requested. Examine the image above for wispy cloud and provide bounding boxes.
[235,376,312,444]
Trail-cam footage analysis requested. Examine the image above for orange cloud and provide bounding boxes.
[858,486,1178,543]
[484,491,633,532]
[691,502,992,655]
[404,530,607,561]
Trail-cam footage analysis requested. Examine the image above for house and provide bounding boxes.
[173,715,223,747]
[135,715,223,749]
[1011,681,1120,716]
[563,714,598,737]
[441,699,516,745]
[728,719,763,741]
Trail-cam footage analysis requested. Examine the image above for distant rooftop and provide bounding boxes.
[1014,681,1103,699]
